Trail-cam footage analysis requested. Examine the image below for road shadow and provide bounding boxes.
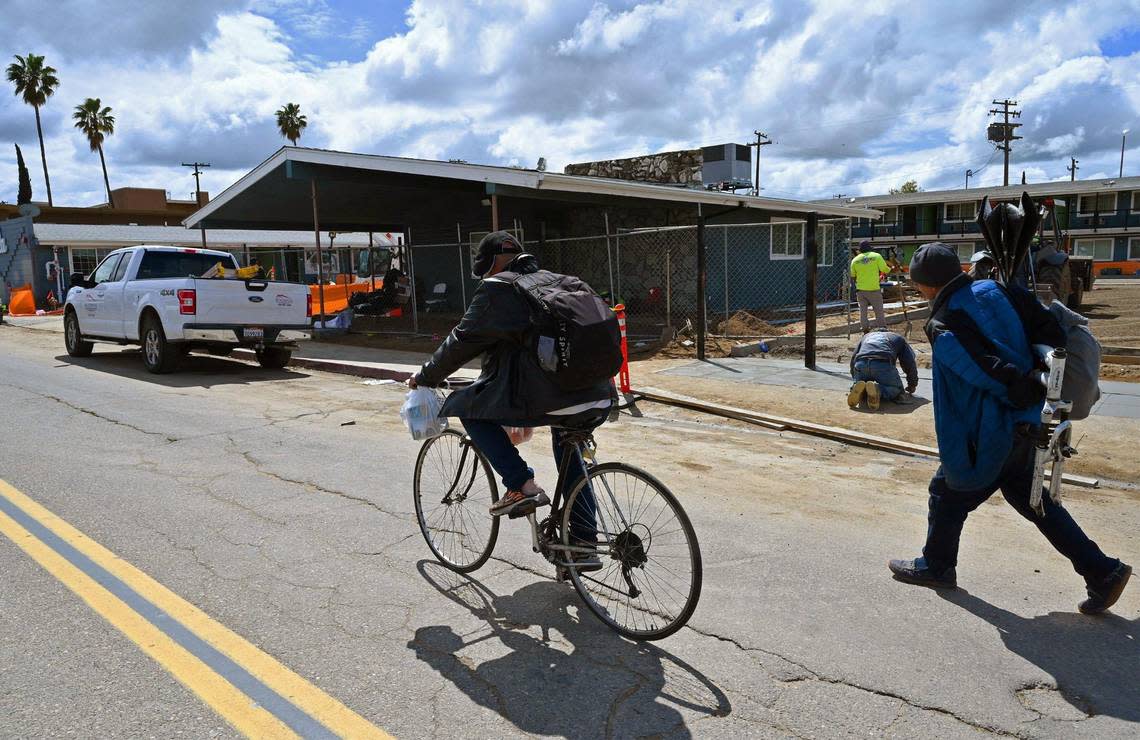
[410,560,730,739]
[54,351,309,388]
[938,589,1139,721]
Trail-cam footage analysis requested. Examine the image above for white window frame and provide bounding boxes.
[770,222,805,260]
[1078,192,1117,215]
[955,243,975,262]
[816,223,835,267]
[874,207,898,233]
[1073,237,1114,261]
[69,246,115,276]
[1132,191,1140,212]
[944,201,975,222]
[1129,237,1140,260]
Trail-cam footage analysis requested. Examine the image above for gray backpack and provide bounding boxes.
[1047,300,1101,420]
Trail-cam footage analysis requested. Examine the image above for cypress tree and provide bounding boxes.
[15,143,32,205]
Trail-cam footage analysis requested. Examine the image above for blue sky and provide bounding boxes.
[2,0,1139,206]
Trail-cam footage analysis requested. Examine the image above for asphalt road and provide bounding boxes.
[0,325,1137,739]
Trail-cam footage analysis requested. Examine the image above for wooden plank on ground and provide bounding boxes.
[1103,354,1140,365]
[635,387,1099,488]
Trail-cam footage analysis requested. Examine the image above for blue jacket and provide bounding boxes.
[924,275,1064,490]
[850,331,918,388]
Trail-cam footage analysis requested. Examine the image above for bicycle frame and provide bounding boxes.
[1030,346,1075,516]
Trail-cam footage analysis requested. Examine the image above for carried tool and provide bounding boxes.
[1029,345,1076,516]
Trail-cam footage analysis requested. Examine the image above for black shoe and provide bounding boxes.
[889,558,957,589]
[561,541,604,573]
[1079,561,1132,615]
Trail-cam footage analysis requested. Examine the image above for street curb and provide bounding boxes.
[231,348,416,382]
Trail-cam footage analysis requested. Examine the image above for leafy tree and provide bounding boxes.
[275,102,307,145]
[6,53,59,206]
[15,143,32,205]
[889,179,921,194]
[73,98,116,207]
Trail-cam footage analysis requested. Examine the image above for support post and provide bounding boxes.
[311,179,326,325]
[456,222,467,308]
[491,194,500,231]
[696,207,707,361]
[604,211,615,302]
[804,212,819,369]
[369,231,376,292]
[407,227,419,334]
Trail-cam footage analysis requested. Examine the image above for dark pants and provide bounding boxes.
[922,430,1116,584]
[460,419,597,543]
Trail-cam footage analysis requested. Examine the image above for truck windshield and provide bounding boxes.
[136,251,238,279]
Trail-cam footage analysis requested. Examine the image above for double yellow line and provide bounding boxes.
[0,479,391,739]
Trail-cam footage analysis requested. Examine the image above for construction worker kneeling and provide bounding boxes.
[847,329,918,410]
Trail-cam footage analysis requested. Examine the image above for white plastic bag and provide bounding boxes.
[503,426,534,446]
[400,387,448,440]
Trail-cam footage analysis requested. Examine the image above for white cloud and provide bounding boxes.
[2,0,1140,208]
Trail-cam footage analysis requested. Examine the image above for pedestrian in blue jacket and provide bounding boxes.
[888,243,1130,614]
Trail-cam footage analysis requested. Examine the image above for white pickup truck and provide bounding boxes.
[64,245,311,373]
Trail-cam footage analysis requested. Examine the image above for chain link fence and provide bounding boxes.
[350,218,853,351]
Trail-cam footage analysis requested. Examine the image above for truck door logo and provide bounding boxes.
[275,294,293,306]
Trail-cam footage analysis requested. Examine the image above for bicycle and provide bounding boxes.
[412,401,702,641]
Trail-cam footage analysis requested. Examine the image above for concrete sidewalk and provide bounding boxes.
[660,356,1140,419]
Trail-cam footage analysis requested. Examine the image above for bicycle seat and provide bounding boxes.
[549,407,609,432]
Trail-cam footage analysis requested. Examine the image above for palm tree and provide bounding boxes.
[73,98,116,207]
[275,102,307,145]
[6,53,60,206]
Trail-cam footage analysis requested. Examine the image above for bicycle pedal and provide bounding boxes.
[507,492,550,519]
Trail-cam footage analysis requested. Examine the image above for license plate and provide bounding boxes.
[244,327,264,339]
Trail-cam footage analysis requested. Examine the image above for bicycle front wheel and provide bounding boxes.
[414,430,500,572]
[562,462,702,640]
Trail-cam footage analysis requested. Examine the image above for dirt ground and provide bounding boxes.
[632,355,1140,486]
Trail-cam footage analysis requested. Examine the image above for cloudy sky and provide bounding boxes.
[2,0,1139,208]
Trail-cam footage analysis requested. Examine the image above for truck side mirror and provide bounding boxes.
[69,272,89,289]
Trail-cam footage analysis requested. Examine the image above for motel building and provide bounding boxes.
[0,187,397,312]
[834,175,1140,274]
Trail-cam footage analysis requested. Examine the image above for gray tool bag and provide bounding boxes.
[1047,300,1101,420]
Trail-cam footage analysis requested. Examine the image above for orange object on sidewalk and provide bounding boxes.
[7,284,36,315]
[613,304,631,394]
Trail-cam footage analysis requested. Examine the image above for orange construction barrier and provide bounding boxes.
[7,284,36,315]
[613,304,631,394]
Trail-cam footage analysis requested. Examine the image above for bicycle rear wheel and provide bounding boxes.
[414,430,500,572]
[562,462,702,640]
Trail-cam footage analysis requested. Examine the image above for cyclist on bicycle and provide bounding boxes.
[408,231,613,569]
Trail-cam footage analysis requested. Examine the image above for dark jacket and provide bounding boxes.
[850,331,918,388]
[414,254,613,421]
[925,274,1065,490]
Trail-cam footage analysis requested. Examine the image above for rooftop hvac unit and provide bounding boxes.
[701,143,752,189]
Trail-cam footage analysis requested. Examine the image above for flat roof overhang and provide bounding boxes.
[185,147,881,233]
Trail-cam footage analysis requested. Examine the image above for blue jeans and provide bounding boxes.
[460,419,597,543]
[921,431,1116,584]
[852,359,904,401]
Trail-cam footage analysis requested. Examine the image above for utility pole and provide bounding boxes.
[751,130,773,195]
[1067,156,1079,182]
[988,99,1021,186]
[182,161,211,248]
[965,169,973,190]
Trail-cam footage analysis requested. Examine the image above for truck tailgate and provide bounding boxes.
[189,279,309,326]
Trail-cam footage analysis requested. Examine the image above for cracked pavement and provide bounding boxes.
[1,326,1137,738]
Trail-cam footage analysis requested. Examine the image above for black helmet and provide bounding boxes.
[472,230,522,278]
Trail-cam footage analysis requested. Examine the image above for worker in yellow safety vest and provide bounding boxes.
[850,241,889,333]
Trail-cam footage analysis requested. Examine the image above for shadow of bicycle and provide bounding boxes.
[409,560,730,739]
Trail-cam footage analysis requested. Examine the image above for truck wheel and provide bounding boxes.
[1066,277,1084,310]
[64,311,94,357]
[141,314,180,374]
[256,347,291,369]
